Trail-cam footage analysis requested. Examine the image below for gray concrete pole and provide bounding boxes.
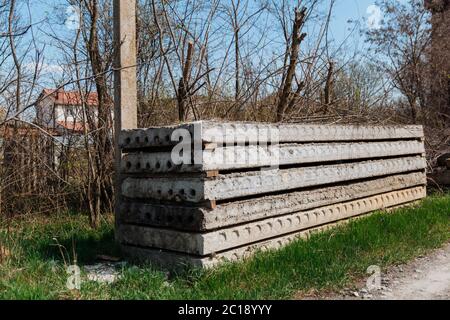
[113,0,137,130]
[113,0,137,238]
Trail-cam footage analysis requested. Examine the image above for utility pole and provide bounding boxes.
[113,0,137,236]
[113,0,137,130]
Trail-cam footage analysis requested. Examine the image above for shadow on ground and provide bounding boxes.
[20,223,121,265]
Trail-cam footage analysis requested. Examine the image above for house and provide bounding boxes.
[35,89,112,133]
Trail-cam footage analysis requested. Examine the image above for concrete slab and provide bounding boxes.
[118,186,426,255]
[120,193,424,269]
[121,156,427,202]
[120,227,320,269]
[120,121,424,149]
[121,140,425,173]
[119,172,426,231]
[119,122,199,149]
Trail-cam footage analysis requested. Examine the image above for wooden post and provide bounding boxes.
[113,0,137,238]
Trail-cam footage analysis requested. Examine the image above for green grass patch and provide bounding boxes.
[0,193,449,300]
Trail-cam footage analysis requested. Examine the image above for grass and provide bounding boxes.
[0,193,449,300]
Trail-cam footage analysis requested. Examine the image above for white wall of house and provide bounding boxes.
[36,95,113,130]
[55,105,99,123]
[37,100,102,127]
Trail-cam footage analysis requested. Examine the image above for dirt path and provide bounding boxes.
[335,243,450,300]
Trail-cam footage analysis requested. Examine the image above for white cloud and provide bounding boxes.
[24,62,64,75]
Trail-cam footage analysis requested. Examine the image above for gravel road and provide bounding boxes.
[336,243,450,300]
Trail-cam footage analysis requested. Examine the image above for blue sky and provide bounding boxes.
[10,0,408,120]
[26,0,381,56]
[330,0,376,42]
[19,0,397,85]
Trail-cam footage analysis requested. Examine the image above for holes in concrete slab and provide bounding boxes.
[168,189,174,196]
[165,135,170,142]
[167,161,173,169]
[135,137,140,144]
[145,162,151,170]
[144,136,149,143]
[135,162,141,170]
[154,136,160,144]
[155,162,161,169]
[126,162,132,169]
[125,137,131,144]
[190,189,196,197]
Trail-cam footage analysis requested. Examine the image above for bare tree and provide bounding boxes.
[3,0,409,222]
[366,0,431,124]
[276,6,307,122]
[0,0,64,218]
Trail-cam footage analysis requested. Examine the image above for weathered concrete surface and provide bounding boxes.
[121,140,425,173]
[120,197,424,269]
[113,0,138,243]
[118,187,426,255]
[121,156,426,202]
[117,122,428,268]
[121,227,319,269]
[113,0,137,130]
[119,172,426,231]
[119,123,200,149]
[119,121,424,149]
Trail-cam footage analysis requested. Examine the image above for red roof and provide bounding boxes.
[41,89,99,106]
